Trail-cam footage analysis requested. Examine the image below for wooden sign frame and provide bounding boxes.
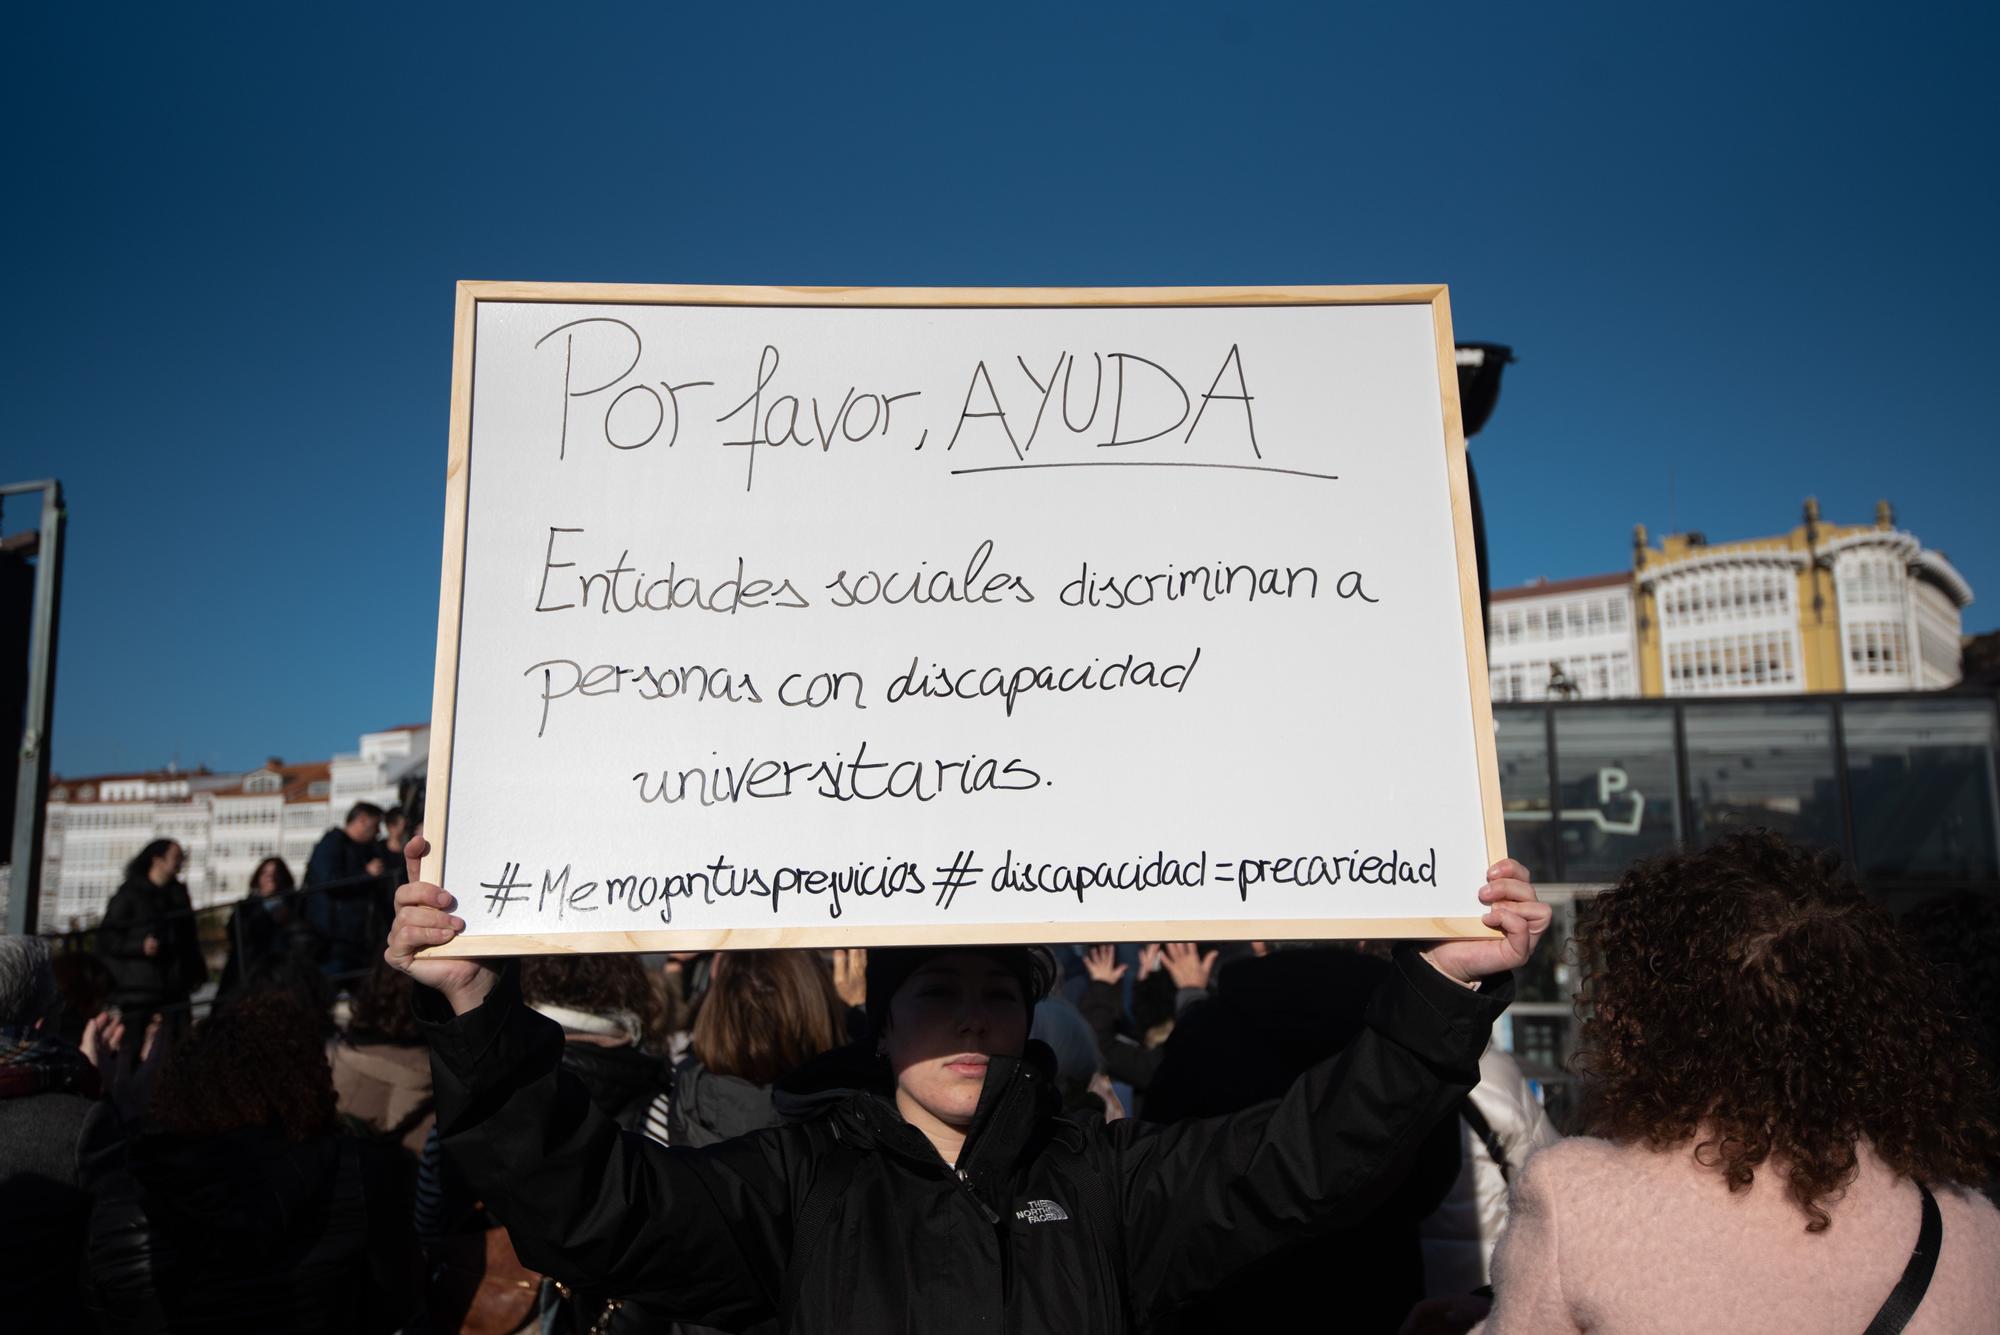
[423,282,1503,955]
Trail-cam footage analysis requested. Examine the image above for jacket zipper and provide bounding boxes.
[954,1167,1001,1224]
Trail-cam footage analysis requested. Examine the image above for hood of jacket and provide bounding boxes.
[772,1038,1069,1191]
[668,1058,783,1147]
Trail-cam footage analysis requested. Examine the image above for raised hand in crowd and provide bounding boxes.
[1083,944,1127,984]
[1160,942,1220,990]
[383,835,498,1015]
[831,947,868,1009]
[79,1009,124,1071]
[1137,942,1163,978]
[1419,858,1550,987]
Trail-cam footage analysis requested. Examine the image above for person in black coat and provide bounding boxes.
[648,952,832,1138]
[1142,945,1469,1334]
[96,840,205,1024]
[304,803,388,978]
[80,991,418,1334]
[385,835,1549,1335]
[218,856,314,995]
[0,935,115,1330]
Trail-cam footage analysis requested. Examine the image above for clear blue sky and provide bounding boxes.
[6,3,1995,778]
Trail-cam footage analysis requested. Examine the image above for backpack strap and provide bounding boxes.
[781,1124,864,1317]
[1863,1182,1942,1335]
[1458,1097,1512,1183]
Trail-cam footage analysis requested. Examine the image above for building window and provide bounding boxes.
[1838,552,1905,607]
[1683,702,1842,851]
[1844,698,1999,881]
[1658,565,1796,631]
[1664,631,1798,695]
[1846,622,1909,678]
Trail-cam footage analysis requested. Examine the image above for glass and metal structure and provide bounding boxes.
[1493,689,2000,1119]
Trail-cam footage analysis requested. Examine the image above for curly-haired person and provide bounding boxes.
[81,992,419,1333]
[1476,832,2000,1334]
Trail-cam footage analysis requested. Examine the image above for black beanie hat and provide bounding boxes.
[864,945,1056,1039]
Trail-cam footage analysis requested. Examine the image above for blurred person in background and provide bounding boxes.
[97,840,204,1050]
[0,935,117,1328]
[521,953,673,1136]
[48,948,114,1051]
[82,991,418,1333]
[1077,942,1220,1100]
[669,949,848,1148]
[329,960,434,1156]
[1417,1045,1559,1299]
[305,802,388,979]
[217,855,309,997]
[421,952,677,1335]
[1468,833,2000,1334]
[381,807,414,894]
[1030,993,1125,1120]
[1144,942,1466,1335]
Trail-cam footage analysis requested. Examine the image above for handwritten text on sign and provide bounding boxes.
[437,295,1494,944]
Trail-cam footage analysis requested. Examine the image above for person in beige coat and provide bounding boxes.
[328,962,434,1155]
[1467,832,2000,1334]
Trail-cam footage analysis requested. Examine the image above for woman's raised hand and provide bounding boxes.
[1083,944,1128,984]
[1421,857,1551,987]
[384,835,499,1015]
[1160,942,1220,990]
[831,948,868,1008]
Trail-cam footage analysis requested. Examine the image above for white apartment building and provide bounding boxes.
[1824,530,1972,691]
[30,725,429,930]
[1486,573,1639,702]
[208,761,332,912]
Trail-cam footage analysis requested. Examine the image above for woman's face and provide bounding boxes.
[884,954,1029,1129]
[255,862,281,895]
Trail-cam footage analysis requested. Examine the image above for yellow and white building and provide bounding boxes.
[1489,500,1973,701]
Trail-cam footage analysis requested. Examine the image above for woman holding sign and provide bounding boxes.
[386,835,1546,1333]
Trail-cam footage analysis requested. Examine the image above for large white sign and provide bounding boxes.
[426,284,1501,953]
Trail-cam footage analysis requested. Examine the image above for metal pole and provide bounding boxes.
[7,480,65,936]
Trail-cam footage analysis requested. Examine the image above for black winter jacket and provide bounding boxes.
[419,948,1509,1334]
[81,1123,418,1334]
[97,877,204,1009]
[305,829,389,973]
[1143,948,1466,1333]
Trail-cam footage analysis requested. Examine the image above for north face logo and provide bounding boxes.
[1014,1200,1070,1224]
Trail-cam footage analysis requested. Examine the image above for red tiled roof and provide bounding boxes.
[207,760,334,803]
[51,768,184,787]
[48,769,205,802]
[1490,572,1631,602]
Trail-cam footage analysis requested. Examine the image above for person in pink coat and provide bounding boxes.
[1466,832,2000,1335]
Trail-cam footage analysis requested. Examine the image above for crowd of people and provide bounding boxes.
[0,828,1995,1332]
